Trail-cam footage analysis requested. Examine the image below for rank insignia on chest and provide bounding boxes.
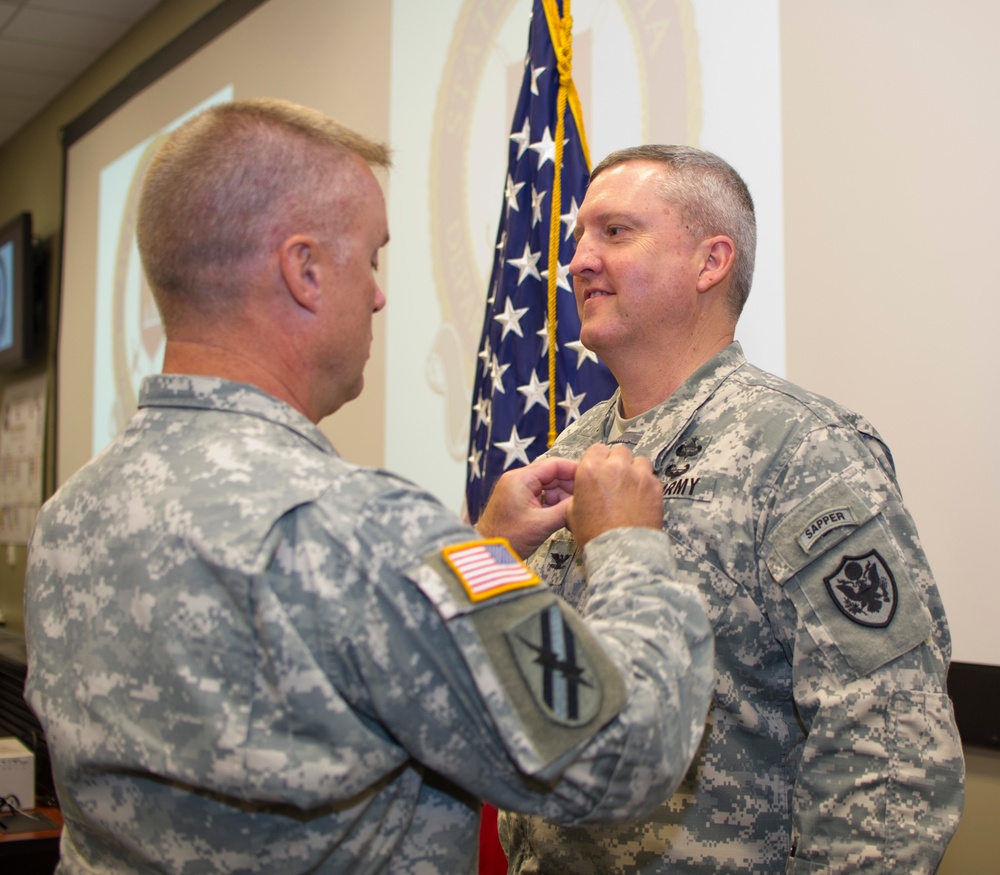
[655,434,713,487]
[823,549,898,627]
[442,538,539,603]
[549,551,573,571]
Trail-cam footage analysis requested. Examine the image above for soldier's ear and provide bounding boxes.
[696,236,735,293]
[278,234,321,313]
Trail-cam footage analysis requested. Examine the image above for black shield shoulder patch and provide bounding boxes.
[824,550,898,628]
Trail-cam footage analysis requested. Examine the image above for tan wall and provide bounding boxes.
[780,1,1000,868]
[779,0,1000,668]
[0,0,995,868]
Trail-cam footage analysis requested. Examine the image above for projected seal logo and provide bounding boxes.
[427,0,701,459]
[93,93,232,454]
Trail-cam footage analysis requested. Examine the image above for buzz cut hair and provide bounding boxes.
[136,97,391,316]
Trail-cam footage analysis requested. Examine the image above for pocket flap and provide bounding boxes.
[765,465,885,585]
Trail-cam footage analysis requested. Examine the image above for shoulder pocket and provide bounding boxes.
[765,465,882,583]
[763,466,932,680]
[405,542,626,777]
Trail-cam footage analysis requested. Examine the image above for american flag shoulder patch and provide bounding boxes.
[442,538,540,603]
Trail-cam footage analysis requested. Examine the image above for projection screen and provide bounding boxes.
[57,0,999,673]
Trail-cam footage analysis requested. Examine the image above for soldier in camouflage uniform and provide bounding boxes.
[24,102,716,874]
[499,146,965,873]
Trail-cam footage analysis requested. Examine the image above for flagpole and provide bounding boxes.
[544,0,569,446]
[465,0,615,525]
[540,0,591,447]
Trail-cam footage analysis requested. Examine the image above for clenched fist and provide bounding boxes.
[568,444,663,547]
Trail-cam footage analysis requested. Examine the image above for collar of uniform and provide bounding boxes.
[137,374,337,457]
[611,342,748,463]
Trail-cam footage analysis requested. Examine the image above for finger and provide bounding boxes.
[528,455,578,484]
[542,484,573,506]
[579,443,612,466]
[632,453,654,474]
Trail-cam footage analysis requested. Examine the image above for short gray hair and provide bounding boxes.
[137,98,391,320]
[591,145,756,317]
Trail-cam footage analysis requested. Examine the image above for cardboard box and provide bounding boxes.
[0,737,35,810]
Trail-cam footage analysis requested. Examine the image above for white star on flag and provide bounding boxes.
[561,196,581,240]
[494,297,530,340]
[505,173,525,212]
[506,241,542,285]
[541,260,572,293]
[510,118,531,160]
[529,126,557,168]
[473,392,491,430]
[517,370,551,412]
[536,317,554,356]
[566,338,600,368]
[467,446,483,480]
[531,185,547,227]
[530,64,547,95]
[489,353,510,394]
[495,424,536,469]
[558,385,587,424]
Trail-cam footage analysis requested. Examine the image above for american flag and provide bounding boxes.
[443,539,539,601]
[464,0,617,523]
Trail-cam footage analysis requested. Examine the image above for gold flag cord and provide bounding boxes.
[541,0,588,446]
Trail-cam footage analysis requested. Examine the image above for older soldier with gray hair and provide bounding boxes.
[24,103,715,874]
[500,145,965,873]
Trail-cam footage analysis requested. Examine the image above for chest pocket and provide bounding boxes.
[529,534,590,609]
[763,464,932,681]
[534,528,741,635]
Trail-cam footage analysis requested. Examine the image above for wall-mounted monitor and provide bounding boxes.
[0,212,39,371]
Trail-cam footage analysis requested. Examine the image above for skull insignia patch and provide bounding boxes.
[824,549,898,628]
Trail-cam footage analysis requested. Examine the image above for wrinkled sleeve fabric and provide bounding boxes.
[551,527,715,824]
[759,425,964,873]
[300,478,714,826]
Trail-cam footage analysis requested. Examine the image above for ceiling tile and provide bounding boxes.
[0,0,168,147]
[0,92,46,123]
[0,35,94,74]
[0,64,71,98]
[25,0,160,19]
[6,7,133,50]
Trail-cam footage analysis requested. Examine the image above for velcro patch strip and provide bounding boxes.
[442,538,540,603]
[798,506,858,553]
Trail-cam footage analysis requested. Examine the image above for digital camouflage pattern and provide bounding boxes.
[25,375,714,874]
[501,344,964,874]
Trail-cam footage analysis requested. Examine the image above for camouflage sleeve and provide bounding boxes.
[328,483,713,825]
[565,526,715,823]
[761,426,965,873]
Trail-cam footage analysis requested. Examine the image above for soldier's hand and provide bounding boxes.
[476,456,579,559]
[568,444,663,548]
